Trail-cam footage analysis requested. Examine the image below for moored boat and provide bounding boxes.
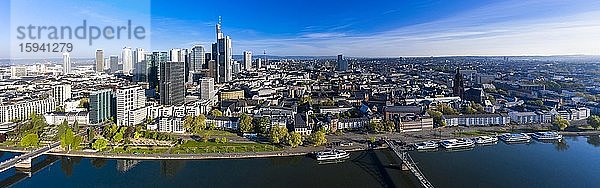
[441,138,475,149]
[532,131,562,141]
[499,133,531,143]
[413,141,439,150]
[472,136,499,144]
[315,149,350,161]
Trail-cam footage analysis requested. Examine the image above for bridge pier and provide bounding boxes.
[15,158,32,169]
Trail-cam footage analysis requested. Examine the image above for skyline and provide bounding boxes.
[2,0,600,58]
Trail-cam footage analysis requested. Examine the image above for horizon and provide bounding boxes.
[2,0,600,58]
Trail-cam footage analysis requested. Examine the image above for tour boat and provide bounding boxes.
[440,138,475,149]
[472,136,499,145]
[499,133,531,143]
[532,131,562,141]
[413,141,439,150]
[315,149,350,161]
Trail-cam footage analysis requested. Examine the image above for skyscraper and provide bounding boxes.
[243,51,252,70]
[95,49,104,73]
[160,61,185,105]
[109,55,119,73]
[148,51,168,92]
[53,84,71,107]
[90,89,112,124]
[122,47,133,74]
[212,18,233,83]
[199,77,214,100]
[116,85,146,126]
[62,52,71,74]
[191,45,205,72]
[337,54,348,71]
[204,52,212,69]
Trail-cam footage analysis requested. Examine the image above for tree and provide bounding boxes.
[103,124,118,139]
[71,136,83,150]
[92,138,108,151]
[87,128,96,141]
[239,113,254,133]
[58,120,69,139]
[112,132,124,143]
[427,110,445,127]
[194,114,207,133]
[309,130,327,146]
[299,96,312,105]
[367,121,384,133]
[72,121,79,133]
[269,126,289,144]
[79,98,89,108]
[288,132,303,147]
[384,120,396,132]
[220,137,227,143]
[209,109,223,117]
[552,116,570,131]
[60,128,74,151]
[254,117,270,135]
[183,116,195,132]
[588,115,600,130]
[133,131,142,139]
[20,133,39,148]
[207,122,217,130]
[55,106,65,112]
[437,104,459,115]
[464,106,477,114]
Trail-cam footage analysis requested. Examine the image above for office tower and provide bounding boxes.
[160,61,185,105]
[211,19,233,83]
[148,51,168,92]
[256,58,262,69]
[53,84,72,107]
[337,54,348,71]
[199,77,214,100]
[95,49,104,73]
[243,51,252,70]
[191,45,205,72]
[169,48,183,62]
[116,85,146,126]
[453,68,465,99]
[62,52,71,74]
[122,47,133,74]
[232,61,240,74]
[109,55,119,73]
[207,60,217,78]
[134,56,148,82]
[133,48,146,80]
[89,89,112,124]
[134,48,146,64]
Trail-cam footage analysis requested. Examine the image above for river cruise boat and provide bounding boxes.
[499,133,531,143]
[472,136,498,144]
[532,131,562,141]
[315,149,350,161]
[413,141,439,150]
[440,138,475,149]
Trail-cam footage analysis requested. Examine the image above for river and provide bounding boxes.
[1,136,599,187]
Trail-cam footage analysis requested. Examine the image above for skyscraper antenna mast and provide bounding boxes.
[218,16,222,25]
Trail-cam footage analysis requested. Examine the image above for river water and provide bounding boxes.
[1,136,599,187]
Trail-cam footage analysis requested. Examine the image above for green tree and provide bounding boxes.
[60,128,74,151]
[92,138,108,151]
[437,104,459,115]
[55,106,65,112]
[427,110,445,127]
[299,96,312,105]
[238,113,254,133]
[194,114,207,133]
[269,126,289,144]
[221,137,227,143]
[133,131,142,139]
[58,120,69,139]
[368,121,384,133]
[209,109,223,117]
[183,116,195,132]
[464,106,477,114]
[20,133,39,148]
[309,130,327,146]
[384,120,396,132]
[71,136,83,150]
[588,115,600,130]
[207,122,217,130]
[87,128,96,141]
[552,116,570,131]
[72,121,79,133]
[112,132,124,143]
[288,131,303,147]
[254,117,271,135]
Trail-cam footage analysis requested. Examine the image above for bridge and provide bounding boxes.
[383,139,434,188]
[0,141,61,173]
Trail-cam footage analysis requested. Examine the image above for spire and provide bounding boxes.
[216,16,223,39]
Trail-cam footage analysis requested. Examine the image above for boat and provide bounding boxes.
[315,149,350,161]
[413,141,439,150]
[440,138,475,149]
[472,136,499,144]
[499,133,531,143]
[532,131,562,141]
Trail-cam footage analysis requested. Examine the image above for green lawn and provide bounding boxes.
[171,140,282,154]
[110,146,170,154]
[195,130,238,136]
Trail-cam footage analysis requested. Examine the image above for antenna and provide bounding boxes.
[218,16,222,24]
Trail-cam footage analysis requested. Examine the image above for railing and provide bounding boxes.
[384,140,434,188]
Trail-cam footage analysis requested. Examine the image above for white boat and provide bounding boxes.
[315,149,350,161]
[499,133,531,143]
[441,138,475,149]
[413,141,439,150]
[532,132,562,141]
[472,136,498,144]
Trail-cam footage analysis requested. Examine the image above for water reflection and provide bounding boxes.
[160,160,185,177]
[553,139,569,152]
[60,157,82,177]
[586,135,600,147]
[116,160,140,173]
[90,158,107,169]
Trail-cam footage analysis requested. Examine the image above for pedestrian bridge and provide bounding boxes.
[0,141,61,173]
[383,139,434,188]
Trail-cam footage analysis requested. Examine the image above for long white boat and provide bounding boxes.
[413,141,439,150]
[499,133,531,143]
[532,131,562,141]
[472,136,499,144]
[315,149,350,161]
[441,138,475,149]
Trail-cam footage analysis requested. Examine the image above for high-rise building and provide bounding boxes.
[199,77,214,100]
[256,58,262,69]
[89,89,112,124]
[169,48,184,62]
[53,84,72,107]
[122,47,133,74]
[116,85,146,126]
[109,55,119,73]
[211,19,233,83]
[337,54,348,71]
[204,52,212,69]
[148,51,168,92]
[160,61,185,105]
[62,52,71,74]
[453,68,465,99]
[191,45,205,72]
[243,51,252,70]
[95,49,104,73]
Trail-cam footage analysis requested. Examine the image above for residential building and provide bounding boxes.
[89,89,112,124]
[444,114,510,126]
[116,85,146,126]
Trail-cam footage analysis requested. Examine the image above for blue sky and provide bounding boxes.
[2,0,600,58]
